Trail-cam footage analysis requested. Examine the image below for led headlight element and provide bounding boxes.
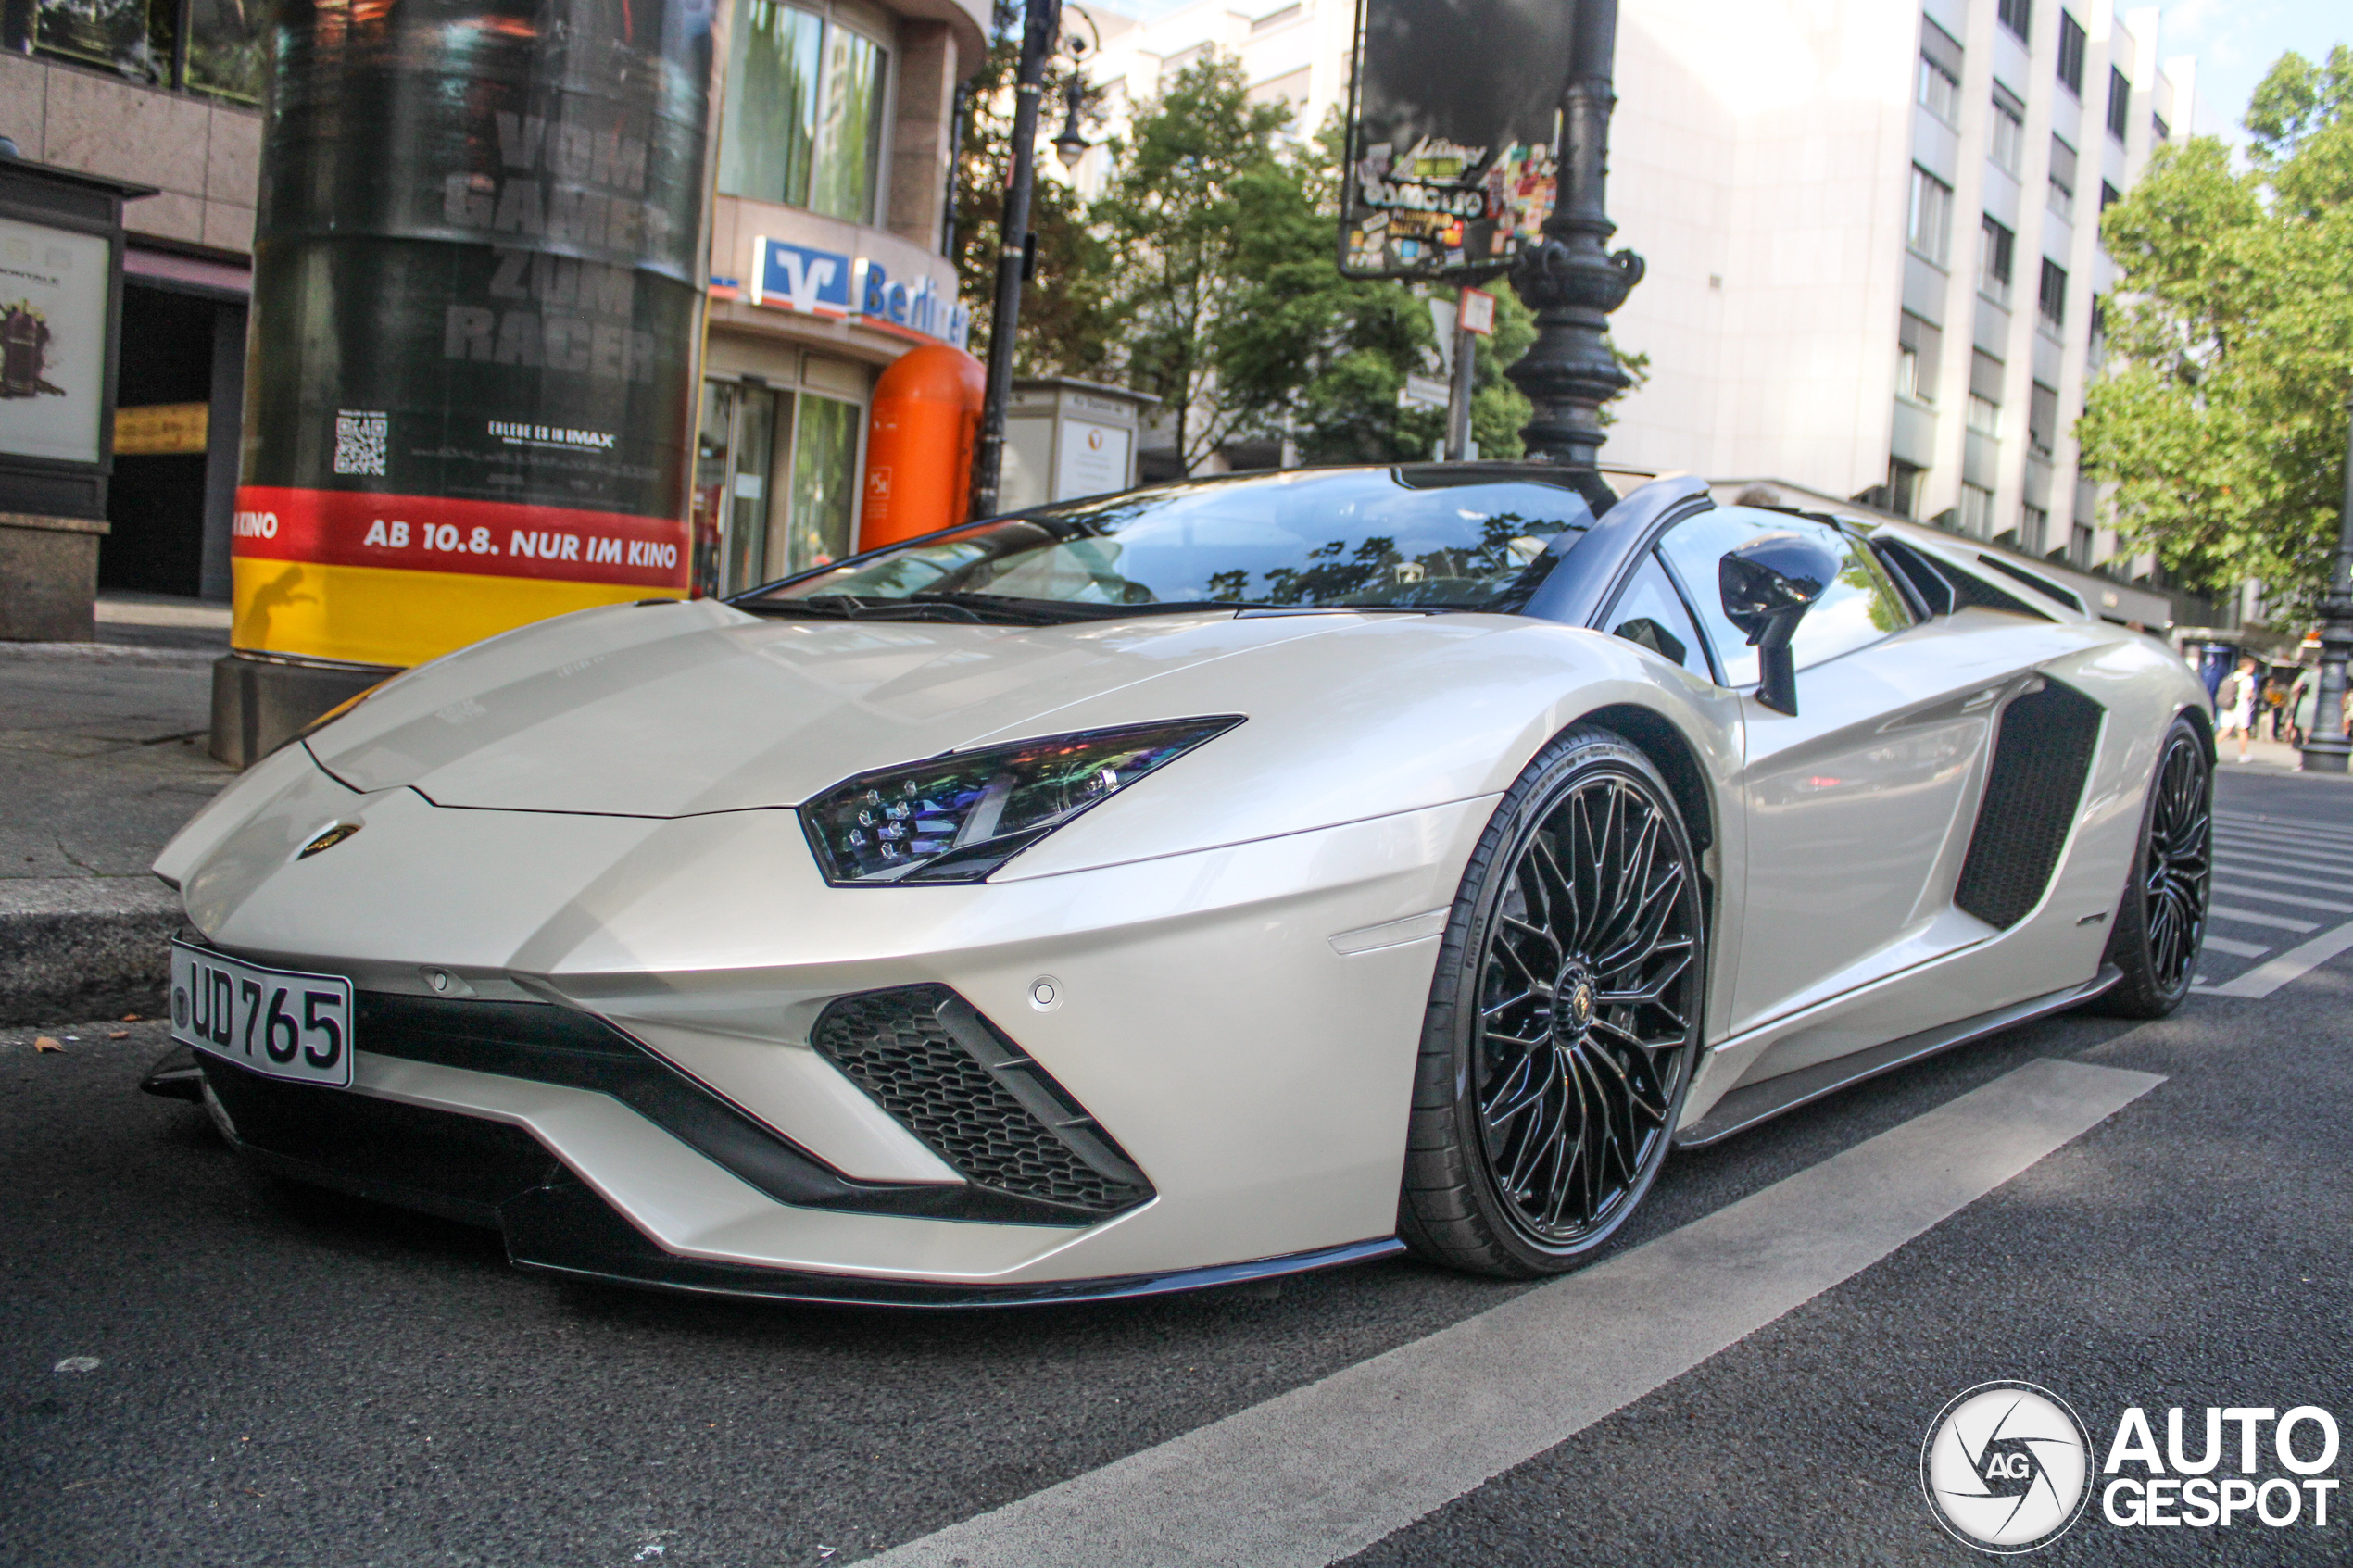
[803,717,1244,884]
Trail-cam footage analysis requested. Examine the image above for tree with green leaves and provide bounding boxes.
[951,0,1115,378]
[2078,46,2353,618]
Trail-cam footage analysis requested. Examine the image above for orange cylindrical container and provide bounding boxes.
[859,344,986,551]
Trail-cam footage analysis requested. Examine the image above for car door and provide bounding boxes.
[1647,508,2037,1040]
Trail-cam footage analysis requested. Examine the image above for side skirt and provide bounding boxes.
[1672,964,2122,1149]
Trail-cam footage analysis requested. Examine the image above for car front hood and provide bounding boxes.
[303,599,1353,816]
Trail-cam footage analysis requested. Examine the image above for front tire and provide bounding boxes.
[1400,726,1705,1278]
[2090,715,2212,1018]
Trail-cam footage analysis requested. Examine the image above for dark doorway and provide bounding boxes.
[101,283,220,596]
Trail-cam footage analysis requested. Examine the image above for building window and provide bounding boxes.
[1909,167,1955,266]
[15,0,264,101]
[1889,458,1927,519]
[1960,483,1996,536]
[1969,350,2005,436]
[2057,11,2087,97]
[2029,381,2058,455]
[2071,519,2095,567]
[1998,0,2032,43]
[2048,135,2077,219]
[2038,257,2069,331]
[1919,20,1964,124]
[2100,180,2121,212]
[2152,112,2170,141]
[1898,311,1943,401]
[1979,216,2016,307]
[2089,293,2106,345]
[2020,504,2049,553]
[1990,86,2026,175]
[720,0,890,224]
[2106,67,2131,141]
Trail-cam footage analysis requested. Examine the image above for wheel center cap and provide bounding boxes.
[1555,964,1597,1036]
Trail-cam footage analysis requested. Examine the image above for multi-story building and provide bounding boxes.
[1078,0,2193,577]
[2,0,981,609]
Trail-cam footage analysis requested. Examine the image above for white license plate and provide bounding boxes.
[170,942,354,1087]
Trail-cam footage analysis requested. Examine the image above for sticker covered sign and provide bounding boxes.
[1340,0,1576,277]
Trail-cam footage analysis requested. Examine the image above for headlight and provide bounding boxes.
[802,716,1244,884]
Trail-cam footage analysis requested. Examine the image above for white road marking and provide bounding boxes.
[862,1060,2163,1568]
[2194,919,2353,998]
[2211,866,2353,893]
[2214,808,2353,834]
[2212,820,2353,850]
[2208,904,2319,933]
[2210,883,2353,913]
[2210,830,2353,864]
[2201,935,2270,959]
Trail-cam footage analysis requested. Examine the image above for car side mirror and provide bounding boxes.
[1719,533,1842,716]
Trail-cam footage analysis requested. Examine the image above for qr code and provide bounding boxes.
[333,409,389,476]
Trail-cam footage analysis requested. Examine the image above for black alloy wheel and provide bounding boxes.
[2092,715,2212,1018]
[1402,726,1705,1276]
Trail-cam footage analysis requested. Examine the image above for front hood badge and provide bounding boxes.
[296,822,363,859]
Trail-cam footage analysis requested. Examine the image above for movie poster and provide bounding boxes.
[0,215,111,464]
[1340,0,1577,277]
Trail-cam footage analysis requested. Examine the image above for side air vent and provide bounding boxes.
[1954,680,2104,928]
[1976,552,2085,614]
[812,986,1154,1217]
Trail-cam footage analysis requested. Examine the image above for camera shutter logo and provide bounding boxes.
[1922,1382,2094,1552]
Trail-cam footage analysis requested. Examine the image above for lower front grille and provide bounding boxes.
[812,986,1154,1218]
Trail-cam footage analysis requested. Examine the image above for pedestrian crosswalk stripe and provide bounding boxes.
[2211,821,2353,851]
[2209,882,2353,914]
[2202,935,2270,959]
[2195,919,2353,999]
[2211,865,2353,893]
[2210,838,2353,871]
[2208,904,2320,933]
[859,1061,2164,1568]
[2214,809,2353,838]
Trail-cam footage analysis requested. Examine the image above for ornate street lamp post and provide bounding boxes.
[1505,0,1643,466]
[2298,396,2353,773]
[970,0,1063,521]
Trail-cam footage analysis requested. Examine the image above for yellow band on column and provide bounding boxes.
[232,558,674,670]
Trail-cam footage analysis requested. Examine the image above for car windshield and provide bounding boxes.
[735,466,1612,622]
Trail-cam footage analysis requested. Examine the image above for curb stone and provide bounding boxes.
[1,878,183,1027]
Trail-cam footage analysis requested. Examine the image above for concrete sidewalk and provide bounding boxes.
[1,595,235,1023]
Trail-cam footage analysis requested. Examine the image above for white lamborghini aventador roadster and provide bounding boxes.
[145,467,2214,1304]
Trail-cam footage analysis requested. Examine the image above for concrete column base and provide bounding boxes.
[209,651,400,768]
[0,511,108,642]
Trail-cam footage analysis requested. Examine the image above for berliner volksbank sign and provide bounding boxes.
[1340,0,1578,277]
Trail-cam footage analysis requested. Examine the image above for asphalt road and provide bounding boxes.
[5,767,2348,1566]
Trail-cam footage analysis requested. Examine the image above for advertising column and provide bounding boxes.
[221,0,715,754]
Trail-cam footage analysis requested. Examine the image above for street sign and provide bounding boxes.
[1399,372,1451,409]
[1459,287,1496,336]
[1339,0,1574,278]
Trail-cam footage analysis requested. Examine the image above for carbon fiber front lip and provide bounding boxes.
[502,1174,1405,1307]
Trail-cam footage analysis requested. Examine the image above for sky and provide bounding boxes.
[1088,0,2347,144]
[2158,0,2347,141]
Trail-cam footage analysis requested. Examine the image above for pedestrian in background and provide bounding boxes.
[2219,656,2259,763]
[2289,666,2316,748]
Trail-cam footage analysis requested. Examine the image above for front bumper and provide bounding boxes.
[160,750,1494,1294]
[170,1044,1401,1307]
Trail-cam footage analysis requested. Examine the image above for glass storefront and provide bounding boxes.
[691,375,865,597]
[718,0,888,221]
[787,394,861,575]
